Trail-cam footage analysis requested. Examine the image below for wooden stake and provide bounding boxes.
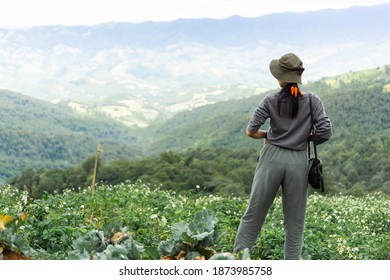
[91,144,101,193]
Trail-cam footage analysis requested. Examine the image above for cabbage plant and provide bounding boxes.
[158,210,221,260]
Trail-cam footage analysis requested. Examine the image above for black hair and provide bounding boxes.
[277,83,301,119]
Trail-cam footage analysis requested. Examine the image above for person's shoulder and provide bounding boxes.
[306,93,326,112]
[262,91,276,98]
[258,92,277,105]
[263,92,279,101]
[306,92,323,103]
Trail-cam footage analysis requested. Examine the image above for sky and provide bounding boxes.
[1,0,389,28]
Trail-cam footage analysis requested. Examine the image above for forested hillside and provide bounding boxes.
[0,90,142,182]
[304,66,390,194]
[8,66,390,197]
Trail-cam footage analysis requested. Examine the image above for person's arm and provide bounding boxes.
[246,129,267,139]
[312,96,332,144]
[246,96,270,140]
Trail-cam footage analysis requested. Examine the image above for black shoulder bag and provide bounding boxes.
[308,94,325,192]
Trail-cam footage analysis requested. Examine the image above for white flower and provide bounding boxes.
[150,214,158,219]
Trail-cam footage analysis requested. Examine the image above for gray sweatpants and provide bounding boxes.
[234,144,308,260]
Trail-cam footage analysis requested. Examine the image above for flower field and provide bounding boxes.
[0,181,389,260]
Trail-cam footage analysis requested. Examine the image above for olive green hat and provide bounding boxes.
[269,53,305,84]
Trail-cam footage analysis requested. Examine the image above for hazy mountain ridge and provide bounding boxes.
[1,5,387,50]
[0,4,389,128]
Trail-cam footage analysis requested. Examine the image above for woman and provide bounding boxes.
[233,53,332,259]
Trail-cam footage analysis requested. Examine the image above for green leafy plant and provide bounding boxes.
[158,209,222,260]
[67,228,144,260]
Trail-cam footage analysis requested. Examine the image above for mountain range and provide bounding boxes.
[0,4,389,127]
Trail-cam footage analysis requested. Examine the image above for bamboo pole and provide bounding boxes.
[91,144,101,193]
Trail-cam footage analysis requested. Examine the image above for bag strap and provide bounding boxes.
[309,93,324,192]
[308,94,318,160]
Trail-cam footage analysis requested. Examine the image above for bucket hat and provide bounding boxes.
[269,53,305,84]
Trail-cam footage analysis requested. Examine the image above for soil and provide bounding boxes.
[2,250,31,260]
